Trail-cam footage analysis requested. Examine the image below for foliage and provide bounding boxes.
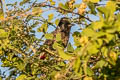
[0,0,120,80]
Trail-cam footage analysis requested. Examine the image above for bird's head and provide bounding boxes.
[58,17,74,28]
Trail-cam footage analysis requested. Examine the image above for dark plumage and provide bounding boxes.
[40,17,73,59]
[44,17,72,48]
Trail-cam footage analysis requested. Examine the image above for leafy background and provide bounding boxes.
[0,0,120,80]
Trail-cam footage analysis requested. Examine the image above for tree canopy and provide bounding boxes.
[0,0,120,80]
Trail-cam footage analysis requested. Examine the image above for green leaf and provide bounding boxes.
[45,33,53,39]
[25,63,31,73]
[56,33,61,41]
[73,58,81,74]
[7,53,14,61]
[52,42,63,49]
[97,7,109,19]
[73,32,81,46]
[72,31,81,37]
[32,7,42,16]
[106,1,116,16]
[54,66,62,71]
[16,60,25,71]
[59,2,68,10]
[73,36,81,46]
[27,76,36,80]
[88,2,97,14]
[0,77,2,80]
[74,4,80,8]
[87,42,99,54]
[37,23,48,33]
[16,74,27,80]
[0,29,8,39]
[101,47,108,57]
[58,62,65,67]
[82,28,96,37]
[93,60,106,69]
[67,43,74,53]
[58,48,72,60]
[97,39,103,47]
[95,31,105,38]
[97,1,116,21]
[114,14,120,32]
[91,21,104,30]
[105,27,117,33]
[20,0,30,6]
[32,68,39,75]
[106,1,116,22]
[104,33,114,43]
[86,67,94,76]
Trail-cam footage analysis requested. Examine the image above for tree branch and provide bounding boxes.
[34,3,93,22]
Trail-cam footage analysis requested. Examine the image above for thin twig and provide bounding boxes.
[23,39,37,54]
[9,46,26,57]
[44,48,63,60]
[34,3,93,22]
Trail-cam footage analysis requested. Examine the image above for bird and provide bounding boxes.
[40,17,73,59]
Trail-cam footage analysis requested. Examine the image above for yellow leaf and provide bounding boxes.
[45,33,53,39]
[0,50,3,55]
[55,19,59,26]
[32,7,42,16]
[16,74,27,80]
[84,76,93,80]
[51,1,55,5]
[56,33,61,41]
[109,51,117,62]
[79,36,88,46]
[54,72,61,79]
[90,0,99,3]
[48,13,54,21]
[0,9,4,20]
